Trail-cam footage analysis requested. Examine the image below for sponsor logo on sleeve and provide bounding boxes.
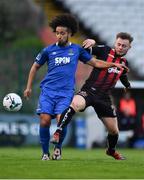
[36,53,42,61]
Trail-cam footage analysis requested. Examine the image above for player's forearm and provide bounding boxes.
[26,64,40,89]
[95,60,114,68]
[89,58,128,71]
[120,74,131,88]
[26,70,35,89]
[26,72,35,89]
[88,58,114,68]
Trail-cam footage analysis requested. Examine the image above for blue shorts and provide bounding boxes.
[36,88,74,117]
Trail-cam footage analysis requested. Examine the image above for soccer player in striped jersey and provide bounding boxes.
[24,14,127,160]
[51,32,132,160]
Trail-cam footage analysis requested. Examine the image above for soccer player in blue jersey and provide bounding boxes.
[24,14,127,160]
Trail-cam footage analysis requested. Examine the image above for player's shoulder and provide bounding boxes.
[92,44,111,55]
[72,43,89,52]
[69,43,85,52]
[96,44,111,50]
[92,44,111,52]
[45,43,57,50]
[41,44,57,54]
[70,43,81,48]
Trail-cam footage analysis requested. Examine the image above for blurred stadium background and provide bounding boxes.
[0,0,144,150]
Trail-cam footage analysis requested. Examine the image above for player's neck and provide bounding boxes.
[56,42,72,47]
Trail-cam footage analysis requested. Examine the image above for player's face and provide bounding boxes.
[114,38,131,56]
[55,26,71,46]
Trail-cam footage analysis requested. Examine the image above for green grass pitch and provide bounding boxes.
[0,147,144,179]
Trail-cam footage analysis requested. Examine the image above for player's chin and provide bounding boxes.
[116,52,122,56]
[58,41,66,46]
[118,52,126,57]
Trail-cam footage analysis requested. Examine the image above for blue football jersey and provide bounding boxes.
[35,43,92,90]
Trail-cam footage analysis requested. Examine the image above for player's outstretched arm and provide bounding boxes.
[24,62,41,99]
[87,57,129,71]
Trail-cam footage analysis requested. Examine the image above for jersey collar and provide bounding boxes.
[56,42,72,46]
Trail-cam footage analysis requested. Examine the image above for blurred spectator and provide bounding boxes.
[118,91,137,131]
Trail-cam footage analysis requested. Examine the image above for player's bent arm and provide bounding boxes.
[87,57,128,70]
[24,62,41,98]
[120,74,131,92]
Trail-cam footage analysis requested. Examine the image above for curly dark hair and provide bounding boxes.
[49,14,79,36]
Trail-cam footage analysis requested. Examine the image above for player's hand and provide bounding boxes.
[23,88,32,100]
[113,63,129,72]
[124,85,131,93]
[82,39,96,49]
[122,64,130,73]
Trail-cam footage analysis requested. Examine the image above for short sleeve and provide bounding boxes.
[79,46,92,63]
[35,48,49,65]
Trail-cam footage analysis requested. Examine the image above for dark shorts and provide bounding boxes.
[77,88,117,119]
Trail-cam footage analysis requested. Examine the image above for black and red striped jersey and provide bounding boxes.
[82,45,130,94]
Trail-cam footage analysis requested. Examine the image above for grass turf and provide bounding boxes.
[0,147,144,179]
